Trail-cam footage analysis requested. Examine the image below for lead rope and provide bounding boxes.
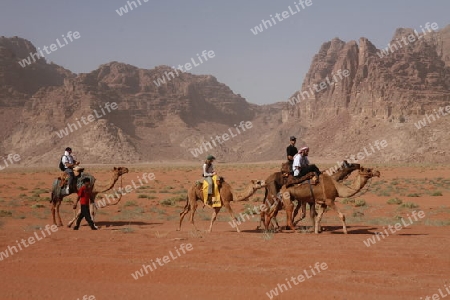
[111,175,124,205]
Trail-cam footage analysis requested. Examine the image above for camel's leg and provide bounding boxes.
[89,202,96,222]
[326,200,347,234]
[188,202,198,231]
[257,212,264,230]
[178,202,191,231]
[51,201,57,226]
[55,201,63,227]
[222,202,240,232]
[208,207,221,233]
[314,204,326,234]
[281,194,295,231]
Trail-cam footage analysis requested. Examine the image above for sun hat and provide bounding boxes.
[206,155,216,160]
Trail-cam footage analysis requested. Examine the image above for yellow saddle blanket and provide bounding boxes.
[202,175,222,208]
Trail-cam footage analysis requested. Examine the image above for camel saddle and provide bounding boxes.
[202,175,222,208]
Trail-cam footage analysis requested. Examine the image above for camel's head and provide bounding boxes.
[113,167,129,176]
[251,179,266,189]
[359,167,381,178]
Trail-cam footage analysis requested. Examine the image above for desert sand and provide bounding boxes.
[0,163,449,300]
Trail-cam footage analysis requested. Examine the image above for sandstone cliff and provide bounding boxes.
[0,25,449,165]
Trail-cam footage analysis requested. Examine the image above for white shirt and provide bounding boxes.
[292,154,301,176]
[61,151,74,169]
[203,163,215,177]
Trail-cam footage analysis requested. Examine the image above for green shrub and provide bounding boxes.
[0,210,12,217]
[31,204,45,209]
[400,202,419,209]
[407,193,420,197]
[387,198,403,205]
[342,198,355,204]
[354,199,367,207]
[431,191,443,196]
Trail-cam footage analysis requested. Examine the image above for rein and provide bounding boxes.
[110,175,124,205]
[340,175,373,198]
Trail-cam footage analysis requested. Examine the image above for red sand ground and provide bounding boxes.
[0,164,449,300]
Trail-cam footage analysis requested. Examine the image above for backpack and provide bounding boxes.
[59,155,67,171]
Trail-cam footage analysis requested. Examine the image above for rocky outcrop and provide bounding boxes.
[0,25,449,165]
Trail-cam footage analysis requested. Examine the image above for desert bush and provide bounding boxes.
[354,199,367,207]
[400,202,419,209]
[0,210,12,217]
[407,193,420,197]
[124,200,138,207]
[31,204,45,209]
[431,191,443,196]
[387,198,403,205]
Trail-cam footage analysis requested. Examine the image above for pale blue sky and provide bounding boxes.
[1,0,449,104]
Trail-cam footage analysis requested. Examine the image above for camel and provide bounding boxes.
[259,160,361,230]
[278,167,380,234]
[178,177,266,233]
[50,167,129,226]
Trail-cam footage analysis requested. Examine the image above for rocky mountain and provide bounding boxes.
[0,25,449,166]
[284,24,450,163]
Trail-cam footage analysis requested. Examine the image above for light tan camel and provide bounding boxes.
[178,178,266,233]
[50,167,129,226]
[259,160,361,230]
[278,167,380,234]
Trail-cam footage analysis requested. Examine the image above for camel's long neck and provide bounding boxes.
[93,174,120,194]
[333,174,370,198]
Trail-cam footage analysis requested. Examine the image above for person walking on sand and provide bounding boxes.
[73,178,97,230]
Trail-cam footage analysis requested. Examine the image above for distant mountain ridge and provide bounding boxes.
[0,25,449,165]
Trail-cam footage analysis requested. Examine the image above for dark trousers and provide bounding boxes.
[64,169,74,191]
[75,205,96,229]
[297,164,321,178]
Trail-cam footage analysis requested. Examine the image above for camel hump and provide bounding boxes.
[76,173,96,190]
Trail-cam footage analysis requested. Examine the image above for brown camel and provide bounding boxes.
[178,178,266,233]
[278,166,380,234]
[50,167,129,226]
[259,160,361,230]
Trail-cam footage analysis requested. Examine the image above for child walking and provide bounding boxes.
[73,178,97,230]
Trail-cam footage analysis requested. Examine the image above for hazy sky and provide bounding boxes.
[1,0,449,105]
